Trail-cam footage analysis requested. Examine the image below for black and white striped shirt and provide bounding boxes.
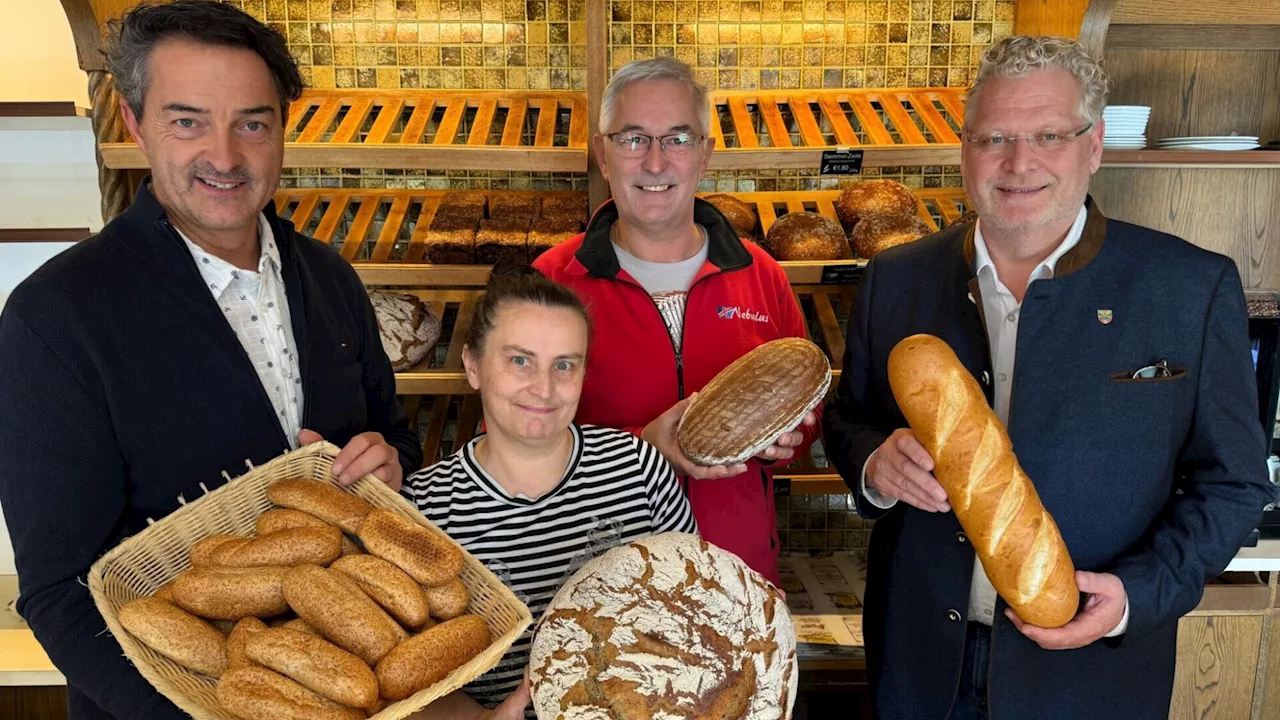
[402,424,698,710]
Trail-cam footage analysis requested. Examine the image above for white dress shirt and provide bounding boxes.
[861,205,1128,635]
[178,214,304,449]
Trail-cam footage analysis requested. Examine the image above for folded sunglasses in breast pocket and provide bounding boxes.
[1109,359,1189,383]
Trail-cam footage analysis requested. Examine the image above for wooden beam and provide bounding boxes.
[586,0,609,214]
[1013,0,1091,38]
[1111,0,1280,25]
[1106,24,1280,50]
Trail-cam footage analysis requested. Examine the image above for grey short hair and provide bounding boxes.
[600,57,711,136]
[966,36,1110,126]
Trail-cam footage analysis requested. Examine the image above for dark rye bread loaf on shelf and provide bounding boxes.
[424,192,487,264]
[528,216,582,261]
[540,194,589,226]
[764,211,851,261]
[704,194,757,238]
[475,217,532,265]
[488,194,541,224]
[834,179,919,232]
[850,212,932,259]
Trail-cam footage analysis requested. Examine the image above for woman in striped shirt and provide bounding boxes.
[402,266,697,719]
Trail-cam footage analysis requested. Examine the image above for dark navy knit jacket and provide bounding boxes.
[0,182,421,719]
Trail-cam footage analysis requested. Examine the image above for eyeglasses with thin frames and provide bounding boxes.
[965,122,1095,155]
[604,131,706,158]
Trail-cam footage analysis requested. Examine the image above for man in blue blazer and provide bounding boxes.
[824,36,1274,720]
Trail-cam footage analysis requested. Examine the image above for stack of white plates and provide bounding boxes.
[1156,135,1260,151]
[1102,106,1150,149]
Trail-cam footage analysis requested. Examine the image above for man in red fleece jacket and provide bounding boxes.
[533,56,820,585]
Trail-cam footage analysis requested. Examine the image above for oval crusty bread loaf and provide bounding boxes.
[118,597,229,678]
[358,509,464,587]
[332,554,430,629]
[227,617,267,669]
[764,211,850,261]
[425,578,469,621]
[216,666,365,720]
[171,566,290,620]
[834,179,918,231]
[850,212,931,259]
[245,628,379,709]
[267,478,372,534]
[529,532,797,720]
[153,582,175,602]
[677,338,831,467]
[887,334,1079,627]
[704,194,757,237]
[257,508,362,557]
[375,615,491,700]
[211,526,344,568]
[282,565,402,665]
[190,535,249,567]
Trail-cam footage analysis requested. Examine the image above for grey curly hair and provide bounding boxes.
[966,36,1111,126]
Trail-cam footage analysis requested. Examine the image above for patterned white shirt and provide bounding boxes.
[178,214,303,448]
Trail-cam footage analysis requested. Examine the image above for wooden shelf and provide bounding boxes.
[272,186,969,285]
[1101,150,1280,168]
[706,88,966,170]
[99,88,970,172]
[100,90,590,172]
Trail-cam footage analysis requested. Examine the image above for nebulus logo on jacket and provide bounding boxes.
[716,305,770,323]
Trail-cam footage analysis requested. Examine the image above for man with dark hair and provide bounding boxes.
[0,2,421,718]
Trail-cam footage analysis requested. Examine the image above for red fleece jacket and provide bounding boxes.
[533,198,821,585]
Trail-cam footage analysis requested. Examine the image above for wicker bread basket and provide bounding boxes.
[87,441,532,720]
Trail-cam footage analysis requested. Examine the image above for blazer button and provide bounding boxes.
[947,609,962,622]
[956,532,968,544]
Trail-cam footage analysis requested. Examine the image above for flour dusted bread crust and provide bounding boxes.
[887,334,1079,627]
[118,597,229,678]
[266,479,372,535]
[529,532,797,720]
[677,338,831,466]
[425,577,470,620]
[369,291,443,372]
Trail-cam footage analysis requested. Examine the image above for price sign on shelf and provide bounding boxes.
[820,148,865,175]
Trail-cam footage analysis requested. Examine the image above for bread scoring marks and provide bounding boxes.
[368,292,442,371]
[529,532,797,720]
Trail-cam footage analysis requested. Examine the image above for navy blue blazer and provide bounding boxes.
[0,182,422,720]
[823,199,1272,720]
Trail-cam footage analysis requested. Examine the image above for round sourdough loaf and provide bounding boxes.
[529,532,797,720]
[834,179,918,231]
[676,338,831,466]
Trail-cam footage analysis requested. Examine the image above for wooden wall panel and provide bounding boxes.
[1110,0,1280,25]
[1260,617,1280,720]
[1168,615,1264,720]
[1090,168,1280,291]
[1103,49,1280,141]
[1013,0,1092,37]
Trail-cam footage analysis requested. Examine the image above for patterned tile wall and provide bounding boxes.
[228,0,1010,195]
